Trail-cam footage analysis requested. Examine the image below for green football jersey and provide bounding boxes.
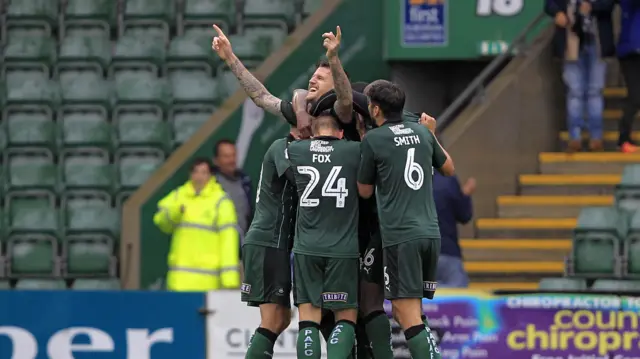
[243,136,297,250]
[287,137,360,258]
[358,120,447,247]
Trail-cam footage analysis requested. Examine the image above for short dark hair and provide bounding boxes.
[190,157,214,173]
[311,110,340,135]
[316,58,349,79]
[365,80,405,120]
[213,139,235,157]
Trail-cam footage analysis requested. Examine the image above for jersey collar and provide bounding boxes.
[313,135,340,141]
[381,116,403,127]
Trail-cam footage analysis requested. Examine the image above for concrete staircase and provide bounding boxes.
[463,86,640,290]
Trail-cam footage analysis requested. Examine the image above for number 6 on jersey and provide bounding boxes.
[298,165,348,208]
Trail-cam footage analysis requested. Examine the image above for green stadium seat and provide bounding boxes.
[218,70,239,97]
[0,281,10,290]
[124,0,175,22]
[182,0,235,33]
[227,34,270,66]
[15,279,66,290]
[6,190,59,235]
[64,0,116,24]
[61,149,114,192]
[538,277,587,291]
[64,235,116,277]
[568,206,627,278]
[624,210,640,278]
[115,71,171,107]
[243,27,288,53]
[243,0,296,29]
[5,149,57,191]
[303,0,323,16]
[170,105,215,146]
[4,69,60,106]
[115,106,170,151]
[73,278,121,290]
[112,33,167,73]
[2,35,56,71]
[62,192,118,237]
[616,165,640,211]
[116,148,165,190]
[4,105,56,150]
[169,70,220,104]
[59,67,111,106]
[59,106,113,150]
[166,29,218,74]
[591,279,640,292]
[58,29,112,70]
[6,0,59,24]
[7,234,59,277]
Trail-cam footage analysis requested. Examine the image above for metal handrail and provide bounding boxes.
[436,12,549,132]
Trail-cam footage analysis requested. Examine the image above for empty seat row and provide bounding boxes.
[539,277,640,292]
[0,148,164,192]
[3,27,279,75]
[1,191,121,236]
[0,278,121,290]
[1,69,226,106]
[0,233,117,278]
[1,105,209,152]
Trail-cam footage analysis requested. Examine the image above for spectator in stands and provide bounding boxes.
[434,172,476,288]
[545,0,615,152]
[617,0,640,153]
[153,158,240,291]
[212,140,253,240]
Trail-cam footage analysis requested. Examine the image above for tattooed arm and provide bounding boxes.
[328,55,353,124]
[226,53,283,116]
[293,89,313,138]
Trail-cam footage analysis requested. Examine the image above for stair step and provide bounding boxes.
[468,282,539,290]
[558,131,640,151]
[461,238,571,261]
[476,218,576,238]
[604,87,627,97]
[497,195,613,217]
[519,174,619,195]
[464,261,564,274]
[603,109,640,130]
[539,152,640,174]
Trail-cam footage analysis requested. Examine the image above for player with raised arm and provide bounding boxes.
[357,80,454,359]
[211,24,353,131]
[287,112,361,359]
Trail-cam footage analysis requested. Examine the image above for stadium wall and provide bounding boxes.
[121,0,389,289]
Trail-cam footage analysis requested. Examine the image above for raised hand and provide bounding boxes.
[322,26,342,59]
[420,113,437,133]
[212,24,233,61]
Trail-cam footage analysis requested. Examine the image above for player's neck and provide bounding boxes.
[314,131,338,138]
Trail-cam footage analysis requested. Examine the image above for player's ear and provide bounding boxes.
[337,129,344,139]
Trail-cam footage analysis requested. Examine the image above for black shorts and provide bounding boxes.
[241,244,291,307]
[383,238,440,300]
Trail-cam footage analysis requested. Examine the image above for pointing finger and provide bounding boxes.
[212,24,225,37]
[336,26,342,40]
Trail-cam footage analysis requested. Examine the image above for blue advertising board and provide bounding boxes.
[0,291,205,359]
[402,0,448,47]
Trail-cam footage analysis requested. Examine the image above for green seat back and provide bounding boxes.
[117,150,164,189]
[8,235,57,275]
[6,108,56,149]
[73,278,121,290]
[538,277,587,291]
[169,70,219,104]
[113,34,167,67]
[8,193,58,234]
[5,70,60,106]
[65,236,114,275]
[244,0,295,23]
[59,70,112,105]
[3,35,56,64]
[63,194,118,235]
[7,151,57,190]
[15,279,66,290]
[7,0,59,23]
[115,71,171,106]
[172,109,211,145]
[117,109,169,150]
[592,279,640,292]
[60,109,112,149]
[59,30,112,69]
[125,0,174,21]
[65,0,115,22]
[62,150,114,191]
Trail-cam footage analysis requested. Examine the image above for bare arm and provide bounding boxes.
[329,55,353,123]
[434,134,455,176]
[227,54,283,116]
[357,183,374,199]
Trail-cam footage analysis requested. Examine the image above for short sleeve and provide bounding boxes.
[430,131,447,169]
[358,136,376,185]
[271,140,290,177]
[280,101,297,126]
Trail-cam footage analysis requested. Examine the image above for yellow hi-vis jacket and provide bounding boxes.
[153,178,240,291]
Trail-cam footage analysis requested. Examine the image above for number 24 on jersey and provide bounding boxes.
[297,166,348,208]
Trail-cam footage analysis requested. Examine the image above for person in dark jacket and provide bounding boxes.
[617,0,640,152]
[212,139,253,240]
[545,0,615,152]
[433,172,475,288]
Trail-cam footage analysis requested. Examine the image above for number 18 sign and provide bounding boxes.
[402,0,448,47]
